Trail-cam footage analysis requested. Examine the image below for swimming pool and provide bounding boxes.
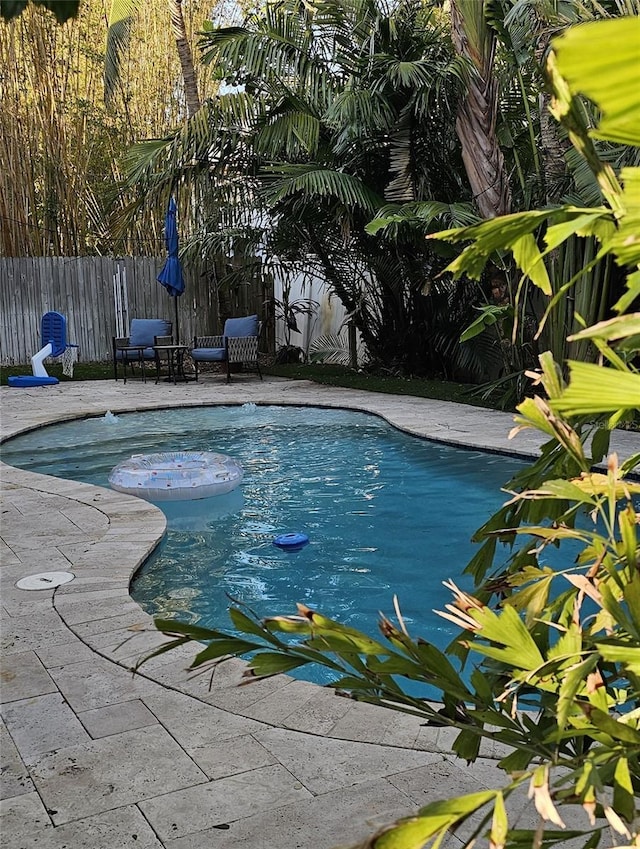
[3,404,527,683]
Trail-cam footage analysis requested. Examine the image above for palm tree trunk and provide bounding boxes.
[449,0,511,219]
[168,0,200,118]
[534,32,569,204]
[106,1,200,118]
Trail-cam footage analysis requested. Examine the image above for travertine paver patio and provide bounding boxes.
[2,376,638,848]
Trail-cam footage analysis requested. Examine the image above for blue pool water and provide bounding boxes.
[3,405,528,685]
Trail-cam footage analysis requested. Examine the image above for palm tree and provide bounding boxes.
[105,0,201,117]
[167,0,201,117]
[448,0,512,219]
[434,0,640,404]
[125,0,636,382]
[123,0,488,377]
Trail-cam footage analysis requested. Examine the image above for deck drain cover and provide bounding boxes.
[16,571,75,590]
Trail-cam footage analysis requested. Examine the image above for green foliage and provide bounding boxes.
[459,304,513,343]
[308,332,353,366]
[552,17,640,147]
[140,14,640,849]
[123,0,489,379]
[104,0,139,106]
[0,0,80,22]
[261,363,496,406]
[119,0,636,391]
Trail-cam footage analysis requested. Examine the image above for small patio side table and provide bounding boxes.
[153,344,193,384]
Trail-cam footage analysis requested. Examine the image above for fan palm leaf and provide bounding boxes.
[262,164,383,212]
[326,89,396,140]
[255,98,322,158]
[308,332,355,365]
[201,12,336,107]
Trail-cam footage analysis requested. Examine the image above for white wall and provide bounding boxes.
[273,271,365,364]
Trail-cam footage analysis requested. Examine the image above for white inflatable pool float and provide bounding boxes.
[108,451,243,501]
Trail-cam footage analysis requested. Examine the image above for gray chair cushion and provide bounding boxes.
[191,347,226,362]
[223,315,259,338]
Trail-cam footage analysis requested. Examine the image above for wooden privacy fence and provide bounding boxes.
[0,257,264,365]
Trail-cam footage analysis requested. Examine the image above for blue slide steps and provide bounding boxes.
[8,311,70,387]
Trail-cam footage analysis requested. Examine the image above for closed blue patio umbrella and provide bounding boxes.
[157,197,185,342]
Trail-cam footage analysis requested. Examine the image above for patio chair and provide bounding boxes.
[191,314,262,382]
[113,318,172,382]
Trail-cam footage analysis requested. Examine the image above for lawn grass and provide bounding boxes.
[0,360,498,409]
[1,362,114,384]
[265,363,497,408]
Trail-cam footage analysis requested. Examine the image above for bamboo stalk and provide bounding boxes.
[1,0,218,258]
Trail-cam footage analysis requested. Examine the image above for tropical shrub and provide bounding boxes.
[140,15,640,848]
[123,0,503,378]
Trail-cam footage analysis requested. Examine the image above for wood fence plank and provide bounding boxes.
[0,256,264,364]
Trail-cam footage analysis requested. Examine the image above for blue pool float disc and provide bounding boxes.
[8,375,59,387]
[273,532,309,550]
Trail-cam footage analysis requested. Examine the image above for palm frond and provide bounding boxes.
[122,138,176,185]
[104,0,138,105]
[326,88,395,134]
[563,140,640,207]
[308,331,355,365]
[367,201,479,237]
[200,13,336,108]
[262,164,383,212]
[377,57,437,89]
[256,108,321,158]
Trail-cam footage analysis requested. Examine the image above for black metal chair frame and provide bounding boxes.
[112,337,148,383]
[192,325,262,383]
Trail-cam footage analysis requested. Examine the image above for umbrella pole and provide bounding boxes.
[174,295,179,344]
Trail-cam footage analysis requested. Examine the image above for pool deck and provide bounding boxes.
[2,376,639,849]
